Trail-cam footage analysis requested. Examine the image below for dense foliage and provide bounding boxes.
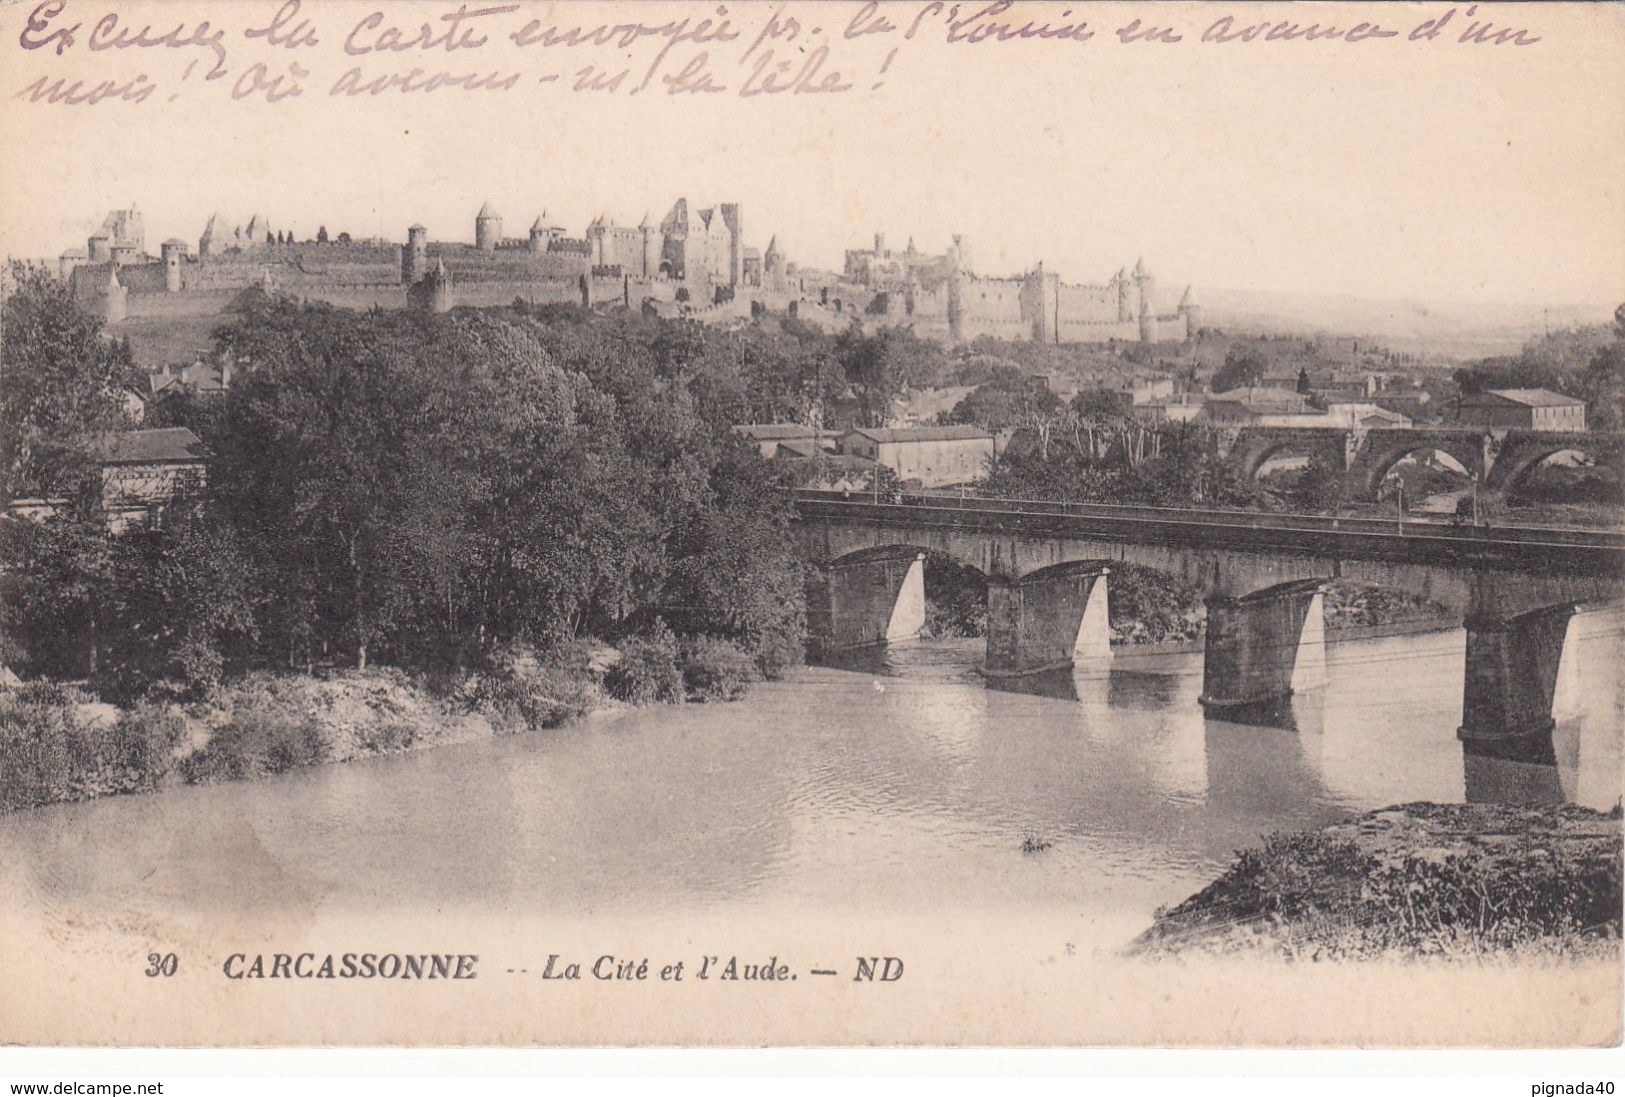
[2,279,828,699]
[0,266,142,500]
[982,417,1273,511]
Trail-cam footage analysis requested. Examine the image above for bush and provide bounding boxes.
[0,685,87,810]
[1107,563,1204,645]
[605,621,683,706]
[1142,813,1624,961]
[455,642,603,732]
[745,617,803,681]
[679,636,759,702]
[352,720,420,754]
[110,702,191,791]
[181,701,329,785]
[0,685,190,809]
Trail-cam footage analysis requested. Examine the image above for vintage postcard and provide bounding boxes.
[0,0,1621,1048]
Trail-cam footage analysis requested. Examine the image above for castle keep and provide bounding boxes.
[60,205,1195,347]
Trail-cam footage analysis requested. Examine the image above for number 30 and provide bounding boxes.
[144,953,179,977]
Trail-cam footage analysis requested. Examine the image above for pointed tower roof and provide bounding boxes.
[1133,256,1151,278]
[764,234,781,257]
[530,215,544,232]
[662,198,689,229]
[1179,284,1198,308]
[638,211,653,230]
[105,264,122,288]
[476,201,499,220]
[246,214,264,239]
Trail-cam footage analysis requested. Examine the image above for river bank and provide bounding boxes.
[1132,802,1624,962]
[0,632,762,814]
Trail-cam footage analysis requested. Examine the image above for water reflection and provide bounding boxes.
[0,623,1616,925]
[1460,716,1583,807]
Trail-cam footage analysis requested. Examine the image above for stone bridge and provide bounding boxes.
[792,491,1625,760]
[1218,426,1625,502]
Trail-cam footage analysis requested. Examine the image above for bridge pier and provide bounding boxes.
[1199,580,1328,724]
[1457,601,1580,763]
[984,565,1111,678]
[804,550,926,656]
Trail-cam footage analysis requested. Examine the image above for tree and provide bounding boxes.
[1,263,141,499]
[835,326,948,427]
[209,299,483,668]
[1212,346,1266,392]
[98,510,260,700]
[0,511,113,678]
[317,225,329,244]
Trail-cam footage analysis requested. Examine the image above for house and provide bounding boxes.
[1118,378,1178,405]
[838,425,995,488]
[90,427,209,532]
[732,423,838,459]
[1196,387,1318,425]
[149,356,234,398]
[1130,394,1203,425]
[1456,389,1586,432]
[1320,399,1412,430]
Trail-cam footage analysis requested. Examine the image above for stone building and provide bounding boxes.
[838,425,996,488]
[90,427,208,532]
[1456,389,1586,432]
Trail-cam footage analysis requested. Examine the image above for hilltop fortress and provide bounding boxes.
[59,205,1196,348]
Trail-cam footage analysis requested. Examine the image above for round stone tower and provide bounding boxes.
[101,265,128,325]
[1177,284,1201,341]
[403,224,428,284]
[475,201,501,252]
[639,213,659,278]
[1133,257,1157,311]
[161,239,187,292]
[1138,291,1158,344]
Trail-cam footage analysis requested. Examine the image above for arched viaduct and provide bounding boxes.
[1218,426,1625,502]
[793,491,1624,758]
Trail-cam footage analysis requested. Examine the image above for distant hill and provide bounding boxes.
[1200,287,1619,360]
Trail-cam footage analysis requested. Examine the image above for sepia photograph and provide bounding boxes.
[0,0,1622,1061]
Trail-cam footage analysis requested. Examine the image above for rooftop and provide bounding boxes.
[1204,387,1313,408]
[92,428,208,465]
[846,425,994,444]
[734,423,832,440]
[1474,388,1585,408]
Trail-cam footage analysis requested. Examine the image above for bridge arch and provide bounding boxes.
[1347,434,1485,502]
[1485,435,1625,503]
[1228,429,1348,482]
[1492,446,1602,500]
[828,542,987,576]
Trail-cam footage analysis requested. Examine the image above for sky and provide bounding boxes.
[2,0,1622,310]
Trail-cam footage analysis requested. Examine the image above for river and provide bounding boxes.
[3,616,1620,938]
